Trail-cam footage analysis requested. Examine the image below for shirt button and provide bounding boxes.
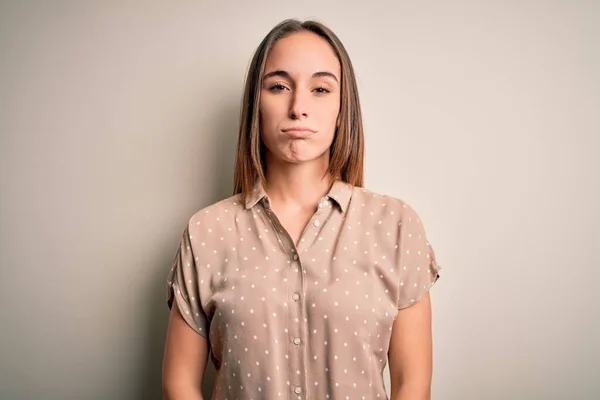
[293,337,301,345]
[293,254,298,261]
[294,386,302,394]
[313,220,320,227]
[292,293,300,301]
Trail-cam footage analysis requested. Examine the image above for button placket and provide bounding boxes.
[271,216,305,398]
[291,254,308,399]
[262,201,299,261]
[260,196,331,398]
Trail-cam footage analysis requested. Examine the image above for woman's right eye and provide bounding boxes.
[268,83,287,92]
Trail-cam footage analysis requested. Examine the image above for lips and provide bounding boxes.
[282,127,316,138]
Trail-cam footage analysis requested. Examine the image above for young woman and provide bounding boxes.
[162,18,441,400]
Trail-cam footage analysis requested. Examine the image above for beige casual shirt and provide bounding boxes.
[166,180,441,400]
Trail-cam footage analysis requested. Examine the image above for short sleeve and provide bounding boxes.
[397,205,441,309]
[166,225,209,337]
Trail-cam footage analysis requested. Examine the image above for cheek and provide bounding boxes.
[320,97,340,124]
[318,102,340,134]
[259,99,281,149]
[259,100,273,133]
[259,96,286,121]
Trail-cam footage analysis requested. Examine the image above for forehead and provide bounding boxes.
[265,31,341,78]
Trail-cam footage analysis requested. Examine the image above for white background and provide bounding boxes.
[1,1,598,399]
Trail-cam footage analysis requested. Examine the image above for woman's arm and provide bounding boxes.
[162,301,209,400]
[388,292,434,400]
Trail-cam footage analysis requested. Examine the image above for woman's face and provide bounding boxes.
[259,31,341,166]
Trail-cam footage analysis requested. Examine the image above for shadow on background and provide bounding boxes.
[138,99,241,399]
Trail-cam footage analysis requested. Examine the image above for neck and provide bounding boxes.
[264,155,333,211]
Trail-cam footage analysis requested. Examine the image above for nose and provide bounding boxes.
[289,90,309,119]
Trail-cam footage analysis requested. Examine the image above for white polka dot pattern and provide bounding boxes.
[166,180,441,399]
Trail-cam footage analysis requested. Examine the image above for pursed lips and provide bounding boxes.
[282,127,316,138]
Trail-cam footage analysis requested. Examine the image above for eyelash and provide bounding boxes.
[268,83,331,94]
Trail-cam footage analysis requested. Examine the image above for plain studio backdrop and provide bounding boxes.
[0,1,598,399]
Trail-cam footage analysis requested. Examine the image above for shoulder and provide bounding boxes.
[351,186,422,222]
[185,193,246,230]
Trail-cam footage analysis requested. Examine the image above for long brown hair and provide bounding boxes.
[232,19,365,203]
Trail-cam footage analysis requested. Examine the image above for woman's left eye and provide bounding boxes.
[314,87,330,94]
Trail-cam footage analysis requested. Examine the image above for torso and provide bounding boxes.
[166,180,440,399]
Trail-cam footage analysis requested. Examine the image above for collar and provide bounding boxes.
[244,179,353,212]
[244,180,268,210]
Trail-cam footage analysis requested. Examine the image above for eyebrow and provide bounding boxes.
[262,70,339,83]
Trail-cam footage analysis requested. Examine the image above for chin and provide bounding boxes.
[263,141,331,165]
[280,149,329,165]
[279,154,313,164]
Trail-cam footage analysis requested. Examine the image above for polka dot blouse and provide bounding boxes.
[166,179,441,399]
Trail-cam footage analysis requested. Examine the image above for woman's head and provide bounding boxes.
[233,19,364,199]
[259,30,341,168]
